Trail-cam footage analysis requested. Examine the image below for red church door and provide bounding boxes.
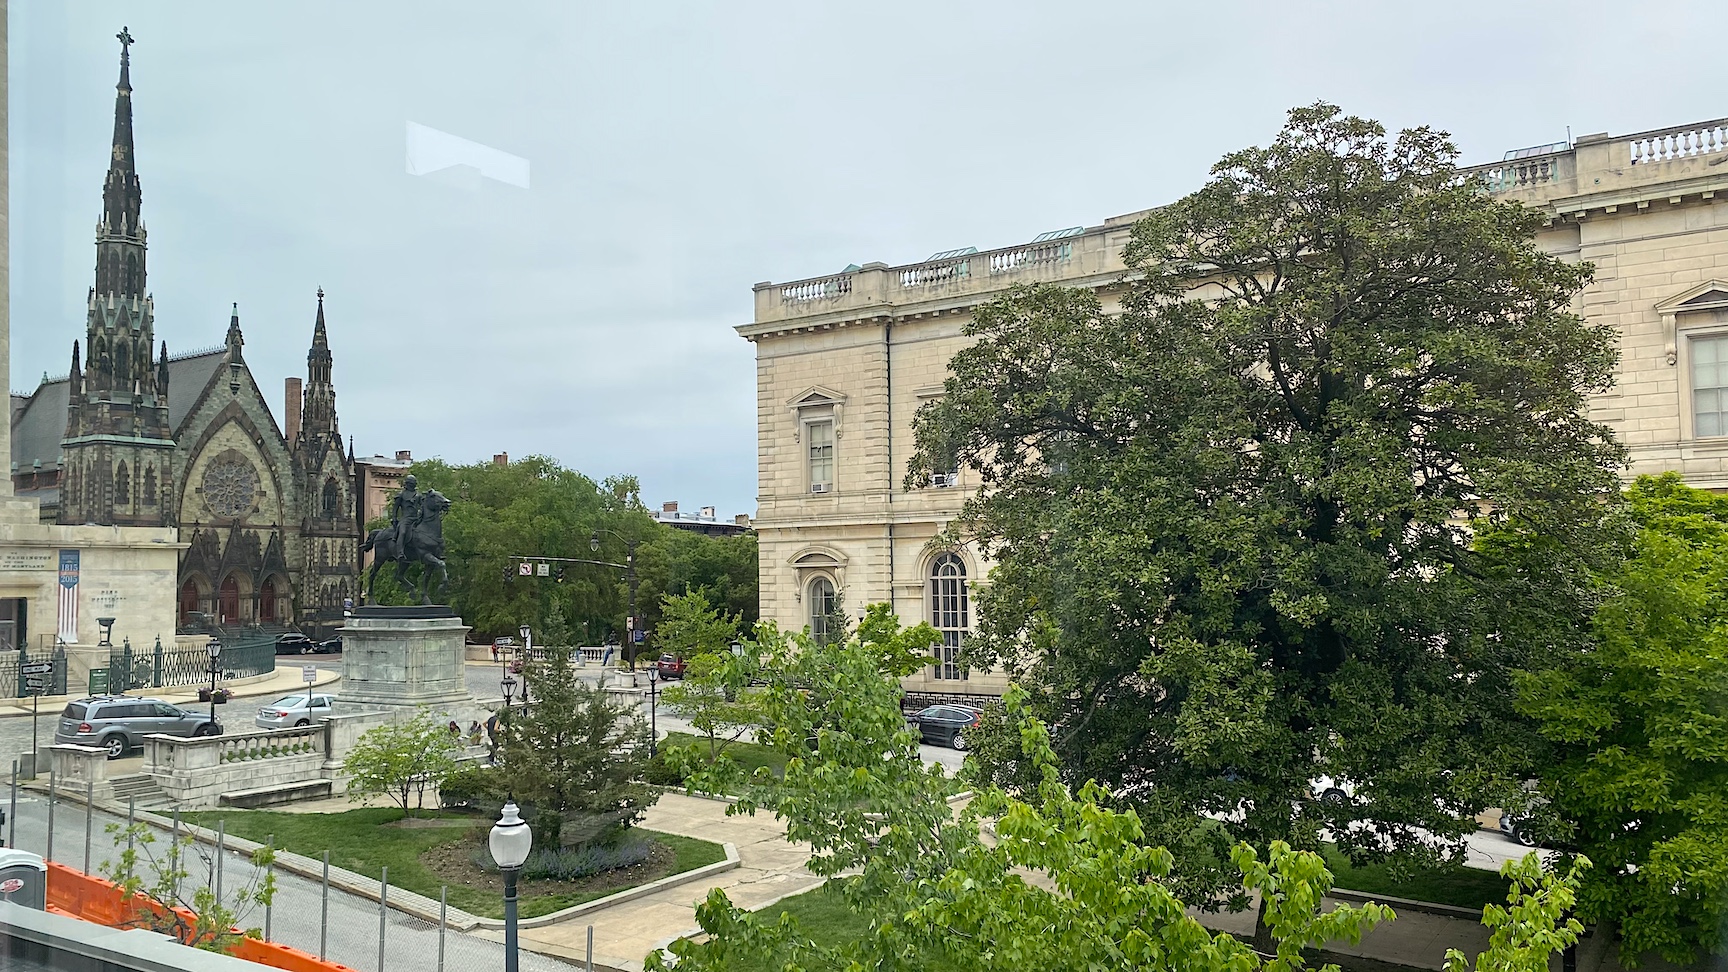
[179,580,199,623]
[259,577,277,623]
[218,576,241,624]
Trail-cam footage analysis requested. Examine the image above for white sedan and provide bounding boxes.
[254,693,336,730]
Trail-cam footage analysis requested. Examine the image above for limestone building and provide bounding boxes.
[7,33,360,640]
[740,116,1728,701]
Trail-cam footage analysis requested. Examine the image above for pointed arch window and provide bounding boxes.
[323,478,340,518]
[115,462,130,505]
[143,466,157,505]
[809,577,838,646]
[114,341,131,389]
[929,553,969,680]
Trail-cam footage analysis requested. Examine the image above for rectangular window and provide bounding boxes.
[807,420,834,491]
[1695,335,1728,438]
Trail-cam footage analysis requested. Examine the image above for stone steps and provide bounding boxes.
[108,773,174,810]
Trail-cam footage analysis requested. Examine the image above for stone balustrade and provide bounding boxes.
[142,725,330,807]
[1626,118,1728,166]
[779,273,854,303]
[49,744,113,803]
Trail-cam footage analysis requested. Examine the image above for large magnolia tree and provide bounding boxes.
[910,103,1625,892]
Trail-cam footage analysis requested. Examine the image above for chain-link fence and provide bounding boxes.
[4,762,589,971]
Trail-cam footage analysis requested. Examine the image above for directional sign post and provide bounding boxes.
[20,662,52,677]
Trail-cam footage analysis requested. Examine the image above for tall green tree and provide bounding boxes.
[911,103,1624,892]
[1517,473,1728,963]
[633,528,760,634]
[653,590,741,658]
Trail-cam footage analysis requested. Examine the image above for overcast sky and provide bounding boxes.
[10,1,1723,518]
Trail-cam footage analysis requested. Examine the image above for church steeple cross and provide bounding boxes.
[117,26,134,61]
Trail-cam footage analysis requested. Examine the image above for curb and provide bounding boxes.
[1325,886,1487,920]
[468,842,741,930]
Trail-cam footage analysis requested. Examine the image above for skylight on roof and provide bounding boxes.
[1503,141,1569,160]
[926,247,978,262]
[1031,226,1084,242]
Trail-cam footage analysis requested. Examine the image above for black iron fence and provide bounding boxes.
[0,646,68,698]
[107,637,276,692]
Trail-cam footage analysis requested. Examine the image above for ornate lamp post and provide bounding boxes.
[204,638,224,728]
[501,675,517,712]
[590,530,639,670]
[488,800,532,972]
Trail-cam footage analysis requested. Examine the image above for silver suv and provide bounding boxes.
[55,696,221,759]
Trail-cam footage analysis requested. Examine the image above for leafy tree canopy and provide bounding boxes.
[1517,473,1728,963]
[911,103,1624,893]
[368,457,756,644]
[342,707,461,812]
[654,590,742,658]
[656,637,1585,972]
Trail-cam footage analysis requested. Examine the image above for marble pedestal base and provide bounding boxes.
[339,607,470,708]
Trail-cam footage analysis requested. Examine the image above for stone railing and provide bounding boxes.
[1626,118,1728,166]
[779,273,853,303]
[50,744,113,803]
[900,257,971,288]
[142,726,329,806]
[988,239,1074,275]
[1458,152,1571,193]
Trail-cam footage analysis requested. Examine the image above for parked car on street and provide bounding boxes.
[254,693,337,730]
[274,633,315,655]
[313,636,342,654]
[909,704,982,750]
[655,654,687,679]
[55,696,221,759]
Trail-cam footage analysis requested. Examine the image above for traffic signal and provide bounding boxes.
[501,566,512,583]
[555,567,565,582]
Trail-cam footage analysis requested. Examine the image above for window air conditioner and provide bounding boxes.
[931,473,955,488]
[810,483,829,493]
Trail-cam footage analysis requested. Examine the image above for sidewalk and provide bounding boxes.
[0,663,341,718]
[482,792,824,972]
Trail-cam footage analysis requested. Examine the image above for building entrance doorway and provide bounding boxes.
[218,576,241,624]
[0,597,25,651]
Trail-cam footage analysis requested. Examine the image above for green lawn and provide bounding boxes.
[180,807,723,920]
[664,731,790,779]
[1321,844,1511,912]
[753,879,870,950]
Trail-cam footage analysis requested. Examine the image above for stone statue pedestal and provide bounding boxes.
[339,606,470,708]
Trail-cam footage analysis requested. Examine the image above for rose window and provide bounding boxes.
[201,456,258,517]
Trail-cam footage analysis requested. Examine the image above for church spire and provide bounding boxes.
[97,26,145,284]
[302,288,338,439]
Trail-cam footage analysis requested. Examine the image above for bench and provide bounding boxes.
[217,780,333,809]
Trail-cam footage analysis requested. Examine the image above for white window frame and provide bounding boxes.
[808,576,838,645]
[1685,327,1728,441]
[929,553,969,681]
[805,417,835,493]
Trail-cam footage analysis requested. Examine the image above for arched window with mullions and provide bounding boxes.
[929,553,969,680]
[323,478,340,518]
[808,577,837,646]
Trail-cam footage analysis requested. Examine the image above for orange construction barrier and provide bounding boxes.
[45,861,359,972]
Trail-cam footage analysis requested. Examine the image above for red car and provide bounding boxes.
[655,654,687,679]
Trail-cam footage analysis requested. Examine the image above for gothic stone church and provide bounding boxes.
[8,34,360,637]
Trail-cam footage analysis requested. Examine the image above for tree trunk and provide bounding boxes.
[1252,894,1276,957]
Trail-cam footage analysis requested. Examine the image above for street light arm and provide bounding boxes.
[509,555,629,570]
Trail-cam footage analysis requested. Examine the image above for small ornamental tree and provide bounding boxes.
[496,643,660,848]
[653,590,740,658]
[101,820,277,954]
[343,707,460,812]
[661,649,761,762]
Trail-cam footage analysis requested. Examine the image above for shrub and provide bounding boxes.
[468,838,653,882]
[439,765,500,810]
[645,749,687,786]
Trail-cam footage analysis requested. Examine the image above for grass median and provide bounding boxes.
[181,807,725,920]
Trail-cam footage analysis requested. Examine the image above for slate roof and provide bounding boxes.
[9,348,227,474]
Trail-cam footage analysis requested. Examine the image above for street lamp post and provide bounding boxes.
[488,800,532,972]
[518,624,532,707]
[590,531,638,670]
[501,675,517,711]
[646,663,659,757]
[204,639,224,729]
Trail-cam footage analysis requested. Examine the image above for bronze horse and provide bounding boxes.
[361,489,451,605]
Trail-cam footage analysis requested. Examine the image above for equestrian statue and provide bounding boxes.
[361,474,453,605]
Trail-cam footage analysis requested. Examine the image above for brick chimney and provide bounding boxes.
[662,501,678,514]
[734,514,751,527]
[493,452,509,466]
[284,378,302,446]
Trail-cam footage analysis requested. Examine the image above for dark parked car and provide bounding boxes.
[313,636,342,654]
[655,654,687,679]
[55,696,221,759]
[909,704,982,750]
[274,633,315,655]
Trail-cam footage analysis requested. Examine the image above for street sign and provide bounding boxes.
[536,562,549,577]
[302,666,317,684]
[518,562,532,576]
[23,676,46,693]
[88,669,109,695]
[20,661,53,676]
